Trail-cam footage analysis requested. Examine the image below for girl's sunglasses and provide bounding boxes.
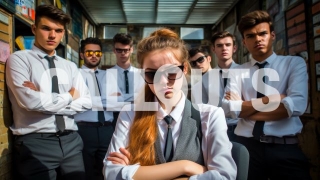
[190,56,206,67]
[142,65,184,84]
[85,50,103,57]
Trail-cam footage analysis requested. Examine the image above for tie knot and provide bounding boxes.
[255,62,267,69]
[45,55,55,61]
[164,115,173,125]
[124,70,129,74]
[91,71,98,78]
[219,69,227,76]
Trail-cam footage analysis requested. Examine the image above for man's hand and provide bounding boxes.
[110,92,121,96]
[107,147,131,165]
[225,91,242,101]
[69,87,80,100]
[23,81,39,91]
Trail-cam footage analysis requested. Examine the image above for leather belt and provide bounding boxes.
[55,130,75,136]
[259,135,298,144]
[15,130,75,138]
[77,121,113,127]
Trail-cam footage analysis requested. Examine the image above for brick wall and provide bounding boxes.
[0,8,13,180]
[0,63,13,179]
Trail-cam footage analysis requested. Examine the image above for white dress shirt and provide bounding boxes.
[74,65,124,122]
[103,93,236,180]
[110,64,145,102]
[223,53,308,137]
[192,61,239,125]
[6,45,92,135]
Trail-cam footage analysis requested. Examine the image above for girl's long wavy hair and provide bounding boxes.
[127,28,189,165]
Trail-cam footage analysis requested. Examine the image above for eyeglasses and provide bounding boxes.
[142,65,184,84]
[189,56,206,67]
[115,48,131,54]
[85,50,102,57]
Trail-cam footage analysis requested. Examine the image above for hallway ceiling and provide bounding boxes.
[77,0,238,25]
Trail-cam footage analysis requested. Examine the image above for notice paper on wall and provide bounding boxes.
[0,41,10,63]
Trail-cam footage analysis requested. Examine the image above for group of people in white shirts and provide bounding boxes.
[6,4,311,180]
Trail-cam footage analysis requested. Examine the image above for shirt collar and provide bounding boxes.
[32,44,57,60]
[156,92,186,123]
[114,64,132,73]
[81,65,101,73]
[250,52,276,67]
[215,60,236,73]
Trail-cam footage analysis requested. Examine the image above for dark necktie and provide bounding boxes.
[124,70,129,94]
[220,70,228,88]
[45,56,65,132]
[94,71,105,124]
[164,115,174,162]
[252,62,268,140]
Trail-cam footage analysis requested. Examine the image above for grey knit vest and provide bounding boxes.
[154,100,204,165]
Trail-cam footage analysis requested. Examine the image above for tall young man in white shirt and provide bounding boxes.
[211,31,239,141]
[110,33,144,104]
[6,5,91,179]
[75,37,120,180]
[224,10,311,179]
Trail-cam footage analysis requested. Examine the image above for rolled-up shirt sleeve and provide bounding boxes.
[281,57,308,117]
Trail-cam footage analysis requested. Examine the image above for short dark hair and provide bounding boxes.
[35,5,71,27]
[211,31,236,46]
[188,47,209,59]
[238,10,274,38]
[113,33,133,46]
[80,37,102,53]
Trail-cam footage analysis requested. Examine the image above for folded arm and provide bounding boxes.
[224,89,289,121]
[107,148,206,179]
[6,54,91,115]
[239,95,288,120]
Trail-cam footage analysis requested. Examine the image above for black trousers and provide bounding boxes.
[227,124,237,141]
[235,135,311,180]
[77,123,114,180]
[13,131,85,180]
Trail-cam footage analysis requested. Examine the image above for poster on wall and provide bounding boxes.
[313,13,320,25]
[0,41,10,63]
[314,25,320,37]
